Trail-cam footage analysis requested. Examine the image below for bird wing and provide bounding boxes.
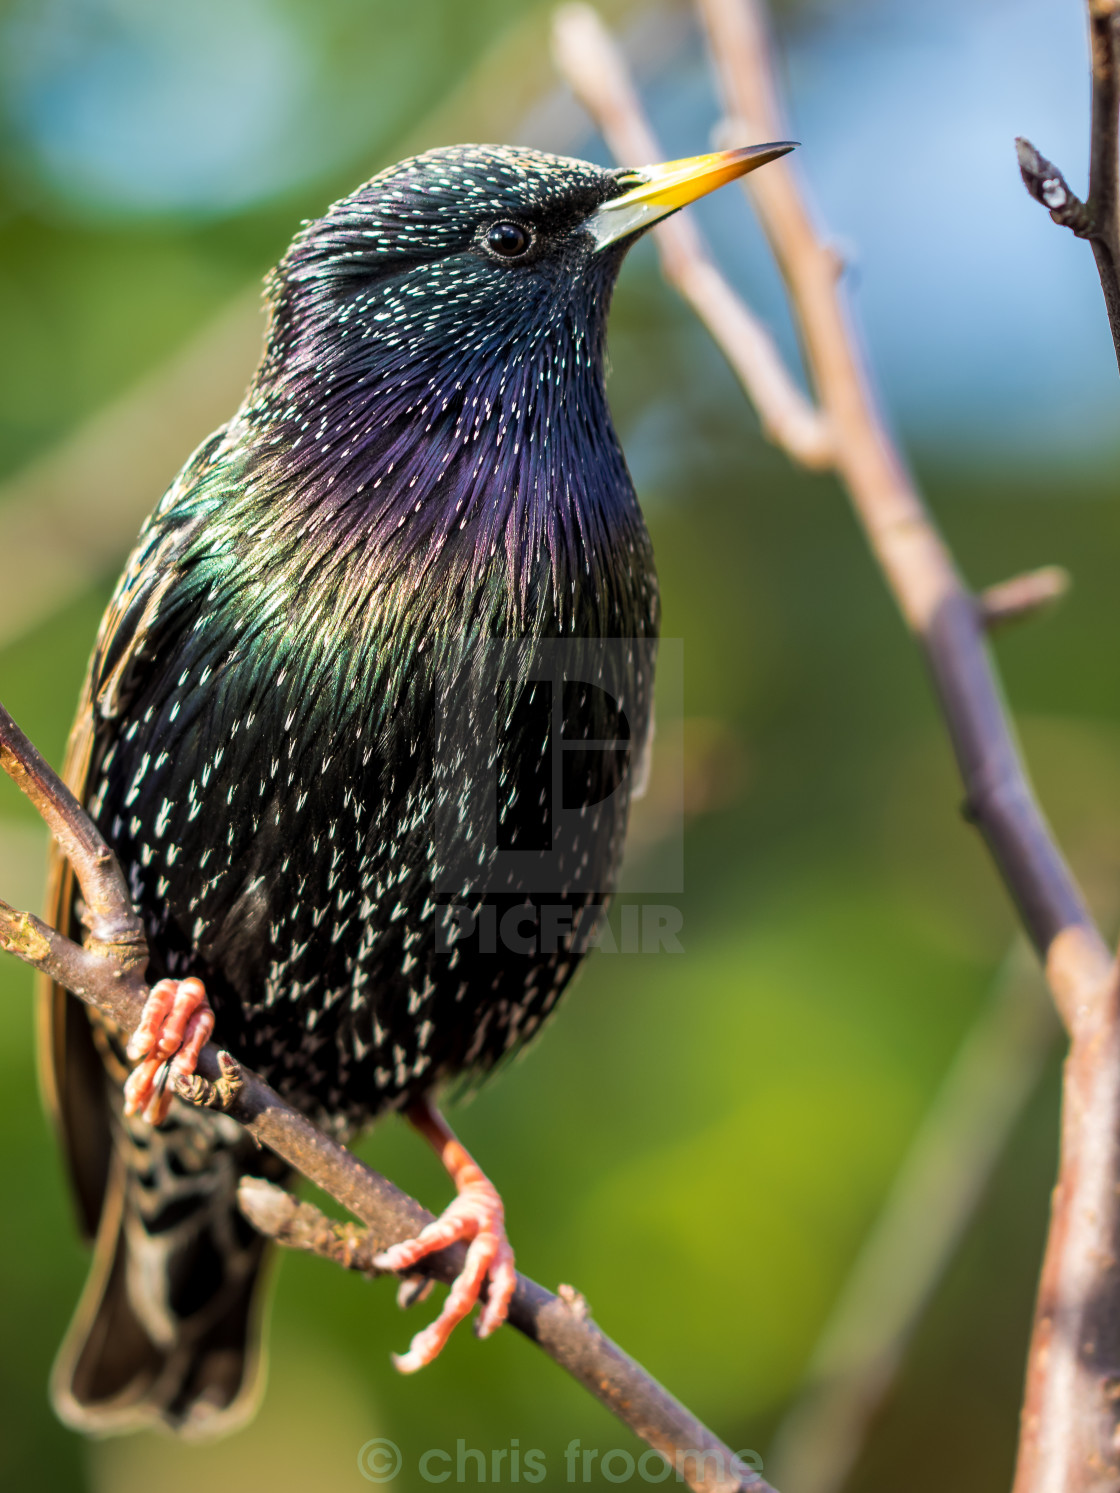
[37,461,219,1240]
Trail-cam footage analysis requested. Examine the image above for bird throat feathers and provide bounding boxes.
[226,247,651,645]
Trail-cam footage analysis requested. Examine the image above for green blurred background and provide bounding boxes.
[0,0,1117,1490]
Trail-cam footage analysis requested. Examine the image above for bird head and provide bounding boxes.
[261,141,792,390]
[245,142,791,620]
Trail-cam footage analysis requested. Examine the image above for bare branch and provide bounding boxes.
[552,3,833,468]
[1088,0,1120,357]
[699,5,1120,1483]
[1012,6,1120,1482]
[559,0,1112,1028]
[0,705,145,956]
[1017,3,1120,370]
[1013,979,1120,1493]
[552,1,1120,1483]
[768,944,1059,1493]
[978,565,1071,630]
[238,1179,388,1276]
[0,697,770,1493]
[700,0,1112,1016]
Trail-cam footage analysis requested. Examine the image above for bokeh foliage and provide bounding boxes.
[0,2,1116,1492]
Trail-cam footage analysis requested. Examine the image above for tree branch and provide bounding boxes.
[1018,1,1120,370]
[1087,0,1120,363]
[695,0,1113,1016]
[553,0,1111,1028]
[553,3,833,469]
[551,1,1120,1485]
[238,1178,390,1277]
[1013,976,1120,1493]
[0,699,771,1493]
[978,565,1071,631]
[767,943,1060,1493]
[1014,6,1120,1486]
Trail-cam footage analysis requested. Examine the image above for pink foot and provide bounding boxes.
[373,1164,518,1373]
[123,977,214,1126]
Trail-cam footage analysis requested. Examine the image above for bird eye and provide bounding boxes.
[486,221,533,259]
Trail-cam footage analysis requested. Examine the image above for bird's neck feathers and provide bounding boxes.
[230,266,650,639]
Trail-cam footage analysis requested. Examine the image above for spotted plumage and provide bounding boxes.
[41,133,791,1425]
[44,144,660,1432]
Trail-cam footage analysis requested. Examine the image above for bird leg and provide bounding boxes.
[123,976,215,1126]
[373,1096,518,1373]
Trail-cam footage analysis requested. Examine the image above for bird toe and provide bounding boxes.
[375,1174,515,1369]
[123,977,214,1125]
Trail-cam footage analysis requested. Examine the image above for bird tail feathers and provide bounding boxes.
[52,1102,285,1438]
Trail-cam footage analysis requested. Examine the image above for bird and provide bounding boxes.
[38,137,791,1436]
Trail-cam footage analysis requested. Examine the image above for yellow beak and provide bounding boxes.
[587,142,796,250]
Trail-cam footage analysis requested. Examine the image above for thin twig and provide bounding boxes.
[554,0,1111,1027]
[0,705,145,957]
[1013,6,1120,1487]
[1013,983,1120,1493]
[552,2,1120,1485]
[978,566,1071,631]
[767,943,1059,1493]
[238,1179,389,1276]
[0,699,769,1493]
[1087,0,1120,364]
[694,0,1112,1019]
[553,3,832,468]
[1018,2,1120,369]
[699,3,1120,1484]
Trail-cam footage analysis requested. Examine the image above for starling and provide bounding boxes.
[39,139,791,1432]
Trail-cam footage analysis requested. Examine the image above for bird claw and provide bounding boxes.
[396,1274,435,1311]
[123,977,214,1126]
[373,1172,517,1372]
